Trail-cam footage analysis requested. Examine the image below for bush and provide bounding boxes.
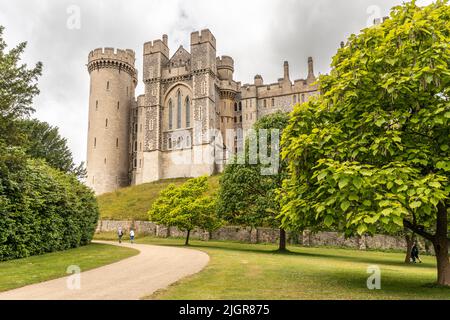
[0,146,99,261]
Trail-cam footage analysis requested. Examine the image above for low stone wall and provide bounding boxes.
[96,219,433,253]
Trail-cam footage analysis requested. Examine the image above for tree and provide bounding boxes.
[217,111,290,251]
[148,176,221,245]
[0,26,42,146]
[18,119,86,178]
[280,1,450,286]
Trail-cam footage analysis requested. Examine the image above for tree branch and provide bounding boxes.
[403,219,435,242]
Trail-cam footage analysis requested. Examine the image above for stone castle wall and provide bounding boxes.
[96,219,433,253]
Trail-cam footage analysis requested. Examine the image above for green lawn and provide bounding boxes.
[97,175,220,221]
[94,233,450,300]
[0,243,138,292]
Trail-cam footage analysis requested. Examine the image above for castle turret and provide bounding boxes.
[86,47,137,195]
[254,74,264,86]
[217,56,234,81]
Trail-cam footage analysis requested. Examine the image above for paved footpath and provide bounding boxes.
[0,240,209,300]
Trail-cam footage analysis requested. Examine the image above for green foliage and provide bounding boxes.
[280,1,450,239]
[0,146,99,261]
[217,111,290,229]
[148,177,221,243]
[18,119,86,178]
[98,176,220,221]
[0,26,99,260]
[0,26,42,146]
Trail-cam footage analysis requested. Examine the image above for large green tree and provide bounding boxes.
[280,1,450,286]
[0,26,42,146]
[148,176,221,245]
[18,119,86,178]
[217,111,290,251]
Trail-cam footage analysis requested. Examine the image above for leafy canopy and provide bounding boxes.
[280,0,450,237]
[148,176,221,234]
[217,111,290,229]
[0,26,42,145]
[18,119,86,178]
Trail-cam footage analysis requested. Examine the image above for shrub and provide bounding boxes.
[0,146,99,261]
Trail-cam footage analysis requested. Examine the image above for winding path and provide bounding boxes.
[0,241,209,300]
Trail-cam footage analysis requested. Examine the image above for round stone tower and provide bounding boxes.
[217,55,234,81]
[216,56,238,153]
[86,47,137,195]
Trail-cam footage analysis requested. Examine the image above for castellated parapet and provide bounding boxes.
[88,48,137,81]
[190,29,216,49]
[87,30,320,195]
[143,36,169,58]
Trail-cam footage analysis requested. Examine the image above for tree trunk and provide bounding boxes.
[185,230,191,246]
[404,230,414,264]
[433,203,449,286]
[279,228,287,251]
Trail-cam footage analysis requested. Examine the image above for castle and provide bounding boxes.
[86,29,319,195]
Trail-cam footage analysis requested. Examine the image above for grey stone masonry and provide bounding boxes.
[96,219,434,254]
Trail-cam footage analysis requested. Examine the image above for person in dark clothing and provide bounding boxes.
[117,227,124,244]
[411,242,422,263]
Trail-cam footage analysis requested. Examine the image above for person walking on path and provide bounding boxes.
[117,227,123,244]
[130,229,135,244]
[411,242,422,263]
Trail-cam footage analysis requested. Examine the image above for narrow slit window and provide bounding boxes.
[186,96,191,127]
[177,91,182,129]
[169,100,173,130]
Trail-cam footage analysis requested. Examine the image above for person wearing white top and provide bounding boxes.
[129,229,135,244]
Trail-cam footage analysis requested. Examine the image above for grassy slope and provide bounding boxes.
[97,175,221,221]
[0,243,138,292]
[94,234,449,300]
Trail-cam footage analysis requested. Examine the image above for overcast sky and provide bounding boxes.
[0,0,434,164]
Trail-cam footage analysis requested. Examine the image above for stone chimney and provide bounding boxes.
[162,34,168,46]
[307,57,315,81]
[283,61,290,81]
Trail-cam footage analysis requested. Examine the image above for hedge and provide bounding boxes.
[0,147,99,261]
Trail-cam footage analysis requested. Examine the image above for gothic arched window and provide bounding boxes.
[186,96,191,127]
[177,91,182,129]
[168,99,173,130]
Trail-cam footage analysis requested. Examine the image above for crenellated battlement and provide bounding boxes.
[143,35,169,57]
[216,55,234,71]
[88,47,137,79]
[191,29,216,49]
[88,47,135,65]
